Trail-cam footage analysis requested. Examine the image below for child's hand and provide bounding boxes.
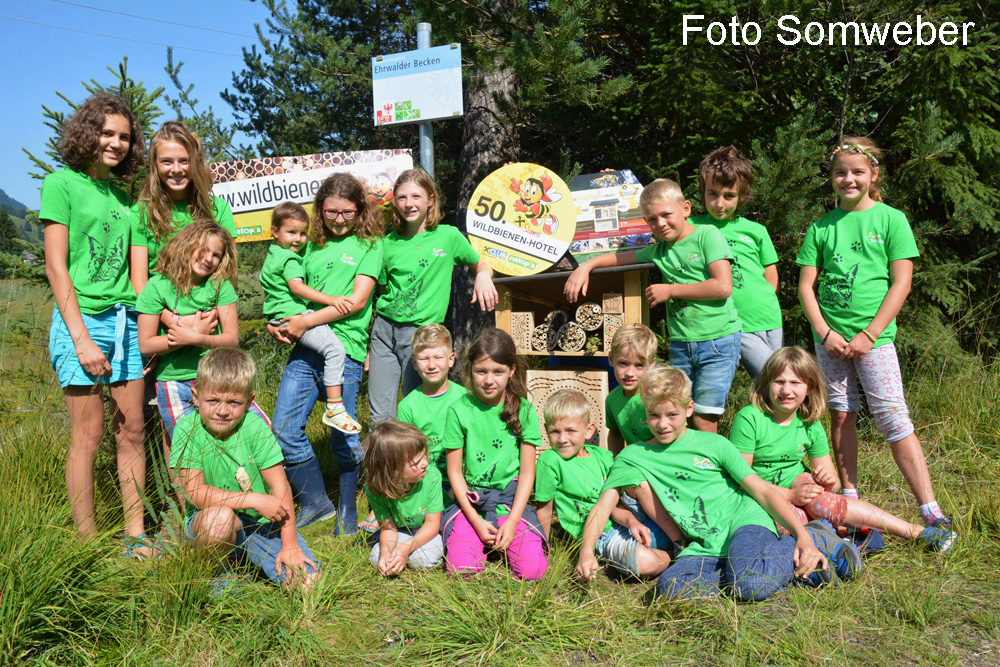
[811,467,838,492]
[166,325,201,348]
[843,332,875,360]
[253,494,291,523]
[275,544,317,583]
[628,521,652,548]
[793,534,828,579]
[644,283,672,307]
[472,516,498,546]
[789,483,824,506]
[381,545,410,575]
[141,355,159,377]
[283,314,310,340]
[575,552,601,582]
[563,267,591,303]
[493,518,518,551]
[266,321,296,345]
[823,330,849,358]
[74,336,111,377]
[471,272,498,311]
[174,309,218,335]
[329,296,354,315]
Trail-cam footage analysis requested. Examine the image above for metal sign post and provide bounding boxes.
[416,22,434,178]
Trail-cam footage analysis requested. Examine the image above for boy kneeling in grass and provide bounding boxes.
[576,367,863,601]
[170,347,321,594]
[536,389,673,579]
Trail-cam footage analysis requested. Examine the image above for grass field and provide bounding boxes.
[3,278,999,666]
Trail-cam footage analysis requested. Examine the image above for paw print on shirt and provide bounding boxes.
[832,253,844,263]
[418,259,429,268]
[675,471,692,481]
[491,438,503,449]
[851,241,863,252]
[664,488,680,503]
[476,452,487,463]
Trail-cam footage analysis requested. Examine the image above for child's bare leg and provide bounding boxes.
[631,481,683,542]
[844,498,921,540]
[64,386,106,540]
[691,413,719,433]
[830,409,859,490]
[324,385,342,401]
[109,378,148,543]
[888,433,937,507]
[634,544,672,578]
[190,506,240,556]
[285,569,322,594]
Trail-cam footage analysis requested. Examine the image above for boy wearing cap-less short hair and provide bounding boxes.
[169,347,321,593]
[565,179,742,434]
[535,389,672,579]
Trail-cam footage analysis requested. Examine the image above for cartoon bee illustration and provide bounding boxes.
[368,167,397,208]
[509,174,562,234]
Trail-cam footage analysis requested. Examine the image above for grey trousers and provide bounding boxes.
[368,314,422,424]
[369,530,444,570]
[740,328,783,380]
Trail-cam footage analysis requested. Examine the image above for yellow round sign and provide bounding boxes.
[466,163,577,276]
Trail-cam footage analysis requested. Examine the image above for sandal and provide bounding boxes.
[122,533,160,561]
[322,407,361,434]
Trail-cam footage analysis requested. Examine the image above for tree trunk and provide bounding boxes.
[447,62,519,361]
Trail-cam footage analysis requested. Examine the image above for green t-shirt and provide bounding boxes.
[795,202,918,347]
[39,168,135,313]
[603,429,775,558]
[692,214,782,333]
[535,446,614,539]
[131,196,236,275]
[302,236,384,362]
[135,274,237,381]
[260,245,308,319]
[169,411,284,523]
[634,225,741,342]
[441,394,543,512]
[364,466,446,533]
[397,382,469,475]
[728,405,829,489]
[377,225,480,325]
[605,386,653,446]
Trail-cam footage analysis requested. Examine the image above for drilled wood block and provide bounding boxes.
[511,311,535,351]
[526,368,610,450]
[602,292,623,314]
[603,313,625,352]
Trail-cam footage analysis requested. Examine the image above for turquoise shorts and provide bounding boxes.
[48,305,144,387]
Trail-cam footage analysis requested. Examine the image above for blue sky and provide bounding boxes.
[0,0,273,210]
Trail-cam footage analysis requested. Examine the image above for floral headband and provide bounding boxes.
[830,144,879,166]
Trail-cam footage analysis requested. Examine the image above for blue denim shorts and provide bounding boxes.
[185,511,320,585]
[49,305,143,387]
[668,331,742,415]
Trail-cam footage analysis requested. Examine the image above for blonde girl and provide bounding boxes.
[137,220,270,441]
[441,328,547,579]
[796,137,953,533]
[730,347,954,552]
[268,173,385,530]
[130,120,236,292]
[363,421,445,575]
[41,93,149,555]
[367,168,497,426]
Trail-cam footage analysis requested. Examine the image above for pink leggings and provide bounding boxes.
[815,342,915,442]
[444,512,548,580]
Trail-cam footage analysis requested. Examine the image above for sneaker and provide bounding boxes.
[322,406,361,434]
[849,527,886,555]
[918,518,956,553]
[804,519,864,586]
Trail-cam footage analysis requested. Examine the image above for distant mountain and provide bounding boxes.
[0,187,29,219]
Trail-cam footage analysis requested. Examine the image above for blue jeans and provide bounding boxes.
[668,331,741,415]
[271,345,363,474]
[656,524,796,601]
